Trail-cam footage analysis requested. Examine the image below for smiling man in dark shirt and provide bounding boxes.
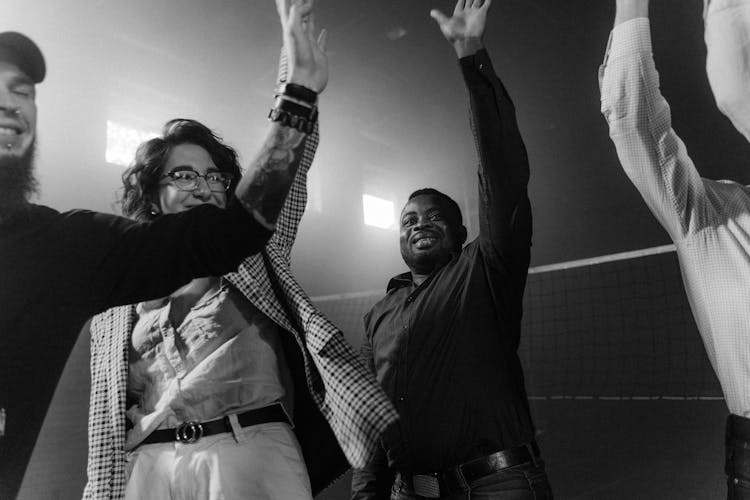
[351,1,553,498]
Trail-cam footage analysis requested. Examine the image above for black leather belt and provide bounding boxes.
[140,404,289,446]
[399,441,540,498]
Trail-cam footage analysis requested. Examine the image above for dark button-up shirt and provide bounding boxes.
[353,48,534,497]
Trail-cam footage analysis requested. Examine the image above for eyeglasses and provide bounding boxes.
[161,168,235,192]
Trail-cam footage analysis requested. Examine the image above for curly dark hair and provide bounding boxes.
[120,118,242,222]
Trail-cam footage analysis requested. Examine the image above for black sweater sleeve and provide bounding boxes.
[62,199,272,312]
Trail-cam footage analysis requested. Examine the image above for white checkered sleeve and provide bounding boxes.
[84,307,133,499]
[600,18,713,241]
[305,314,400,468]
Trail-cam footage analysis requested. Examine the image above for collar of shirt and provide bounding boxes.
[386,272,412,292]
[386,251,465,294]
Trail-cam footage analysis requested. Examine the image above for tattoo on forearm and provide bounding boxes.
[235,124,307,225]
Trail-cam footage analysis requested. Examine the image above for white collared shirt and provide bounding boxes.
[125,283,293,450]
[600,17,750,417]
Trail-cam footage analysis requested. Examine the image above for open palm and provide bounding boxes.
[431,0,491,43]
[276,0,329,93]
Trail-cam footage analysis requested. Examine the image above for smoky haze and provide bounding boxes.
[4,0,749,299]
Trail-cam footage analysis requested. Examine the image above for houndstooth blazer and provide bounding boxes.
[83,54,399,500]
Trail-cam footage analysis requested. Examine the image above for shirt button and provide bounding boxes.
[479,63,484,70]
[398,396,405,402]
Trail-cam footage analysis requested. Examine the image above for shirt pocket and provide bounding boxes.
[180,303,247,360]
[181,316,226,354]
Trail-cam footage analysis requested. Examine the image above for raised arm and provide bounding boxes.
[269,52,319,259]
[432,0,532,272]
[234,0,327,231]
[601,0,712,240]
[270,0,326,258]
[85,0,327,311]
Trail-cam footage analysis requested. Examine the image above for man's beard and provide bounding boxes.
[0,140,37,226]
[400,245,452,276]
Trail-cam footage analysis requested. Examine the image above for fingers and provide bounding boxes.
[294,0,314,18]
[454,0,466,14]
[466,0,490,10]
[430,8,450,25]
[275,0,291,21]
[317,28,328,52]
[287,1,307,37]
[305,12,316,41]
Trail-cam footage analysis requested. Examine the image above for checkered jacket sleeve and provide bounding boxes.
[227,49,399,467]
[272,47,318,262]
[84,307,134,499]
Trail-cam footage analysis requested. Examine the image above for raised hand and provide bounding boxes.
[277,0,328,93]
[430,0,491,57]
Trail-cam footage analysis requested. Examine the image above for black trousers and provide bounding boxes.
[726,414,750,499]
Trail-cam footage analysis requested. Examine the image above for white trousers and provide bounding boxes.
[124,422,313,500]
[705,0,750,141]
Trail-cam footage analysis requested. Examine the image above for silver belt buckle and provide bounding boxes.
[175,420,203,443]
[412,473,441,498]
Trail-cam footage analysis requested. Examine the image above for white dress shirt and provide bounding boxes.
[600,18,750,417]
[126,283,293,450]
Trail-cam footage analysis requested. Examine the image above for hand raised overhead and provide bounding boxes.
[276,0,329,93]
[430,0,491,57]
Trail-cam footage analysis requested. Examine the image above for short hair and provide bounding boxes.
[120,118,242,222]
[407,188,463,226]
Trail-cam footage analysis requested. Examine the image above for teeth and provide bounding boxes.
[415,237,436,249]
[0,127,19,136]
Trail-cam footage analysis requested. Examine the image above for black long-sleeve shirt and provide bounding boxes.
[0,200,271,499]
[353,48,534,497]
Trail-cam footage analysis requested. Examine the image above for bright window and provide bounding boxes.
[362,194,395,229]
[105,121,159,167]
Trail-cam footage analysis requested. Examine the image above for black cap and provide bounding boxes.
[0,32,46,83]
